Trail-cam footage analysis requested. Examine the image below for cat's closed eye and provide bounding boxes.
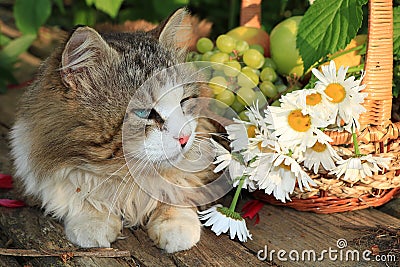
[180,96,193,105]
[133,109,151,118]
[180,95,199,114]
[132,108,165,125]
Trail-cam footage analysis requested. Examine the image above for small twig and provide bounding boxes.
[18,52,42,67]
[0,19,22,39]
[0,247,131,258]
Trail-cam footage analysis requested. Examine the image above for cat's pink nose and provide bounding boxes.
[178,135,190,146]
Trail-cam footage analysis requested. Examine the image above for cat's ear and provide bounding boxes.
[154,8,192,49]
[61,26,117,89]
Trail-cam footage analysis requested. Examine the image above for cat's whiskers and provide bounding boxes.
[107,155,152,223]
[112,150,142,160]
[123,158,155,217]
[194,131,230,142]
[191,141,214,155]
[106,168,133,224]
[190,141,216,160]
[95,132,220,225]
[108,156,144,202]
[84,150,143,197]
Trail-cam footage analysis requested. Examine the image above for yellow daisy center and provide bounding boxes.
[324,83,346,103]
[279,163,292,171]
[287,110,311,132]
[247,125,256,138]
[306,93,322,106]
[257,142,262,151]
[311,141,327,152]
[257,142,270,152]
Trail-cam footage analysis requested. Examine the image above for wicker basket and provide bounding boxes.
[239,0,400,213]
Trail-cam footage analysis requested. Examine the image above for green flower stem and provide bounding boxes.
[310,44,365,73]
[347,64,365,73]
[229,176,246,212]
[352,127,361,156]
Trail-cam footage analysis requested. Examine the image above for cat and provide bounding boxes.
[10,8,220,253]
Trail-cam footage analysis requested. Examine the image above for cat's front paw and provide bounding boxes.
[65,213,122,248]
[147,207,201,253]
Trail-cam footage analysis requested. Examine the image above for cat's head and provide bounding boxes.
[41,8,207,170]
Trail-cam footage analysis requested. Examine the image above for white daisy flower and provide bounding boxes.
[329,154,391,183]
[245,104,272,134]
[312,60,367,132]
[303,141,342,174]
[226,123,249,152]
[273,153,317,192]
[281,89,335,124]
[210,139,255,190]
[245,106,277,150]
[198,204,252,242]
[210,139,232,173]
[249,151,317,203]
[266,104,332,151]
[229,160,255,189]
[248,153,293,202]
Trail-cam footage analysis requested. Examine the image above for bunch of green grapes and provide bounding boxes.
[188,35,288,121]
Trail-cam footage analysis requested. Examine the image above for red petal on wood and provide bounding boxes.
[6,79,34,90]
[241,199,264,225]
[0,174,13,189]
[0,199,25,208]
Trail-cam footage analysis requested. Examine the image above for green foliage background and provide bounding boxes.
[0,0,312,91]
[44,0,312,38]
[0,0,398,95]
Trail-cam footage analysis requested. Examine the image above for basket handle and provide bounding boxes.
[359,0,393,127]
[240,0,261,28]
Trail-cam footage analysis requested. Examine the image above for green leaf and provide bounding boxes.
[93,0,123,18]
[152,0,189,18]
[14,0,52,35]
[0,34,37,66]
[73,7,97,26]
[394,6,400,57]
[85,0,95,5]
[0,66,17,84]
[0,33,11,46]
[297,0,366,72]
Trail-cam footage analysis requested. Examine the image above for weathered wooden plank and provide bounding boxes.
[113,227,178,267]
[240,202,400,267]
[172,228,268,267]
[113,218,270,267]
[0,207,135,267]
[0,236,21,267]
[0,256,21,267]
[378,198,400,218]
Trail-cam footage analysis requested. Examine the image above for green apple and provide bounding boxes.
[270,16,304,77]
